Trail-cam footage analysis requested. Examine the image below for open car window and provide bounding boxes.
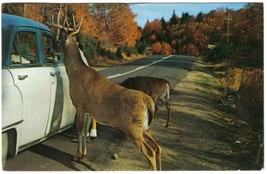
[11,31,39,66]
[42,34,64,65]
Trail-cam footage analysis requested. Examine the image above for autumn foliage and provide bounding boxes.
[2,3,263,68]
[142,3,263,67]
[2,3,140,60]
[151,42,161,54]
[161,42,172,55]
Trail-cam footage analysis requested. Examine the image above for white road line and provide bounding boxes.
[107,55,173,79]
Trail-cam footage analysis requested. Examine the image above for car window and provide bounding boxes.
[42,34,64,65]
[10,32,39,65]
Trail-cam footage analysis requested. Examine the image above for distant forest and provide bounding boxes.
[2,3,263,67]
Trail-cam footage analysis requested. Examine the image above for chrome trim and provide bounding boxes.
[2,120,23,131]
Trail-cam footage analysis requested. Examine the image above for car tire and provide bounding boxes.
[2,132,8,169]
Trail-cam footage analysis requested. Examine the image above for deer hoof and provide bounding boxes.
[72,155,83,162]
[165,124,170,128]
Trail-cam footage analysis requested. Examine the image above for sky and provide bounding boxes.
[0,1,256,29]
[130,3,248,28]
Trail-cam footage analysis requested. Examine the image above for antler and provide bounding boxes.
[69,15,83,36]
[47,4,83,39]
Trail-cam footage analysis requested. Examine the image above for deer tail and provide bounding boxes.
[145,98,155,127]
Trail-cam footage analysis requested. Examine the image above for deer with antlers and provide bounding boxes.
[48,6,162,170]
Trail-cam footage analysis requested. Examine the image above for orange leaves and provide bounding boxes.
[90,4,140,47]
[4,3,140,48]
[69,4,96,37]
[108,4,140,46]
[144,11,226,56]
[161,42,172,55]
[23,4,45,23]
[151,42,162,54]
[143,19,162,42]
[151,42,172,55]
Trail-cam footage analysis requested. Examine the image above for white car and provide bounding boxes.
[2,14,76,167]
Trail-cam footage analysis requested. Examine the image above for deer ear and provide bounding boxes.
[226,87,236,95]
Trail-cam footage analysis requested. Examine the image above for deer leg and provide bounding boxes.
[90,118,97,138]
[82,113,92,156]
[144,129,162,170]
[140,137,157,170]
[73,107,86,162]
[256,133,263,164]
[256,144,263,164]
[160,99,172,128]
[127,131,158,170]
[152,97,159,117]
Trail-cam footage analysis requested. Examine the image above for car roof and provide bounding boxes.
[2,13,50,31]
[2,14,54,67]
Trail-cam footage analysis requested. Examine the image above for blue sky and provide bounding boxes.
[130,3,248,28]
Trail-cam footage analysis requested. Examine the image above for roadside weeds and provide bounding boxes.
[152,57,263,170]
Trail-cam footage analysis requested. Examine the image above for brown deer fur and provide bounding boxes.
[219,81,263,164]
[63,36,162,170]
[120,76,172,127]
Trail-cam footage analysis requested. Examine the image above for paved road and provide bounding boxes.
[99,55,195,85]
[3,55,196,171]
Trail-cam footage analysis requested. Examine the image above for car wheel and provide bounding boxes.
[2,132,8,169]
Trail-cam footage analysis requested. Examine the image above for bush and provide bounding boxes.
[136,41,146,54]
[161,42,172,55]
[79,35,97,60]
[108,50,117,59]
[120,45,138,57]
[206,43,234,62]
[83,42,96,59]
[98,48,116,59]
[116,47,123,59]
[151,42,162,54]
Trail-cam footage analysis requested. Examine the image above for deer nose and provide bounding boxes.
[218,99,224,106]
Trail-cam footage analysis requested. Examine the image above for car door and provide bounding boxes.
[41,33,64,134]
[8,29,54,147]
[41,32,75,134]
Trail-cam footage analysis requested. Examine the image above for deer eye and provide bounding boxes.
[228,95,235,101]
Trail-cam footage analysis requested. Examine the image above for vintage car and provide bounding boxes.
[2,14,76,167]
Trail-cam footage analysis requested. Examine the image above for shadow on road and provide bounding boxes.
[29,144,95,171]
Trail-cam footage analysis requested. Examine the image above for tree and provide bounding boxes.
[69,4,97,38]
[91,3,140,47]
[161,42,172,55]
[193,23,210,55]
[181,12,193,24]
[161,17,167,29]
[2,3,45,23]
[151,42,162,54]
[170,10,179,25]
[195,12,203,23]
[142,19,162,44]
[230,3,263,67]
[24,4,45,23]
[2,3,24,16]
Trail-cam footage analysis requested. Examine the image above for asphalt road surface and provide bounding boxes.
[3,55,196,171]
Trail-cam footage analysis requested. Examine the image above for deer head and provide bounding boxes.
[218,93,240,109]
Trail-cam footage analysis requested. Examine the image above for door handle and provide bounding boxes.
[50,72,56,77]
[18,75,28,80]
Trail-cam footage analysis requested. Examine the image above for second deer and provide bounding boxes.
[219,82,263,164]
[120,76,172,128]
